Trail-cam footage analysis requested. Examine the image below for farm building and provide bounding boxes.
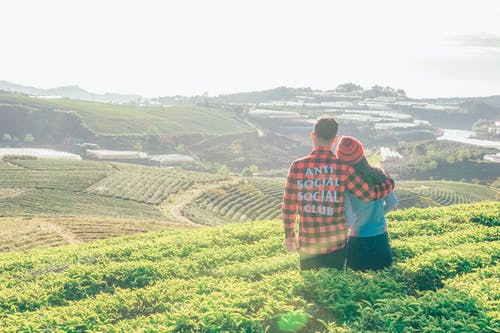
[86,149,148,164]
[0,148,81,160]
[149,154,196,166]
[484,153,500,163]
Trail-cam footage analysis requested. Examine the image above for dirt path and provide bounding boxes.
[38,220,83,245]
[161,178,240,226]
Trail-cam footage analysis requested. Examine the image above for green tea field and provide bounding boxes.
[0,158,230,251]
[0,202,498,332]
[183,178,499,225]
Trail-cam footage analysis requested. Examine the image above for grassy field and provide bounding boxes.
[0,202,497,332]
[1,92,252,136]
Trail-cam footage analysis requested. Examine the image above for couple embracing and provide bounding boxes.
[281,115,397,271]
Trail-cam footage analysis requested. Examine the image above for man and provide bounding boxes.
[281,115,395,270]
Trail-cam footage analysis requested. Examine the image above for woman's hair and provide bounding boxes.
[350,157,387,187]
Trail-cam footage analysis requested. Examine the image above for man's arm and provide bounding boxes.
[282,162,299,250]
[346,166,395,202]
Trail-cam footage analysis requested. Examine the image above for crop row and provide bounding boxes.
[0,189,165,220]
[6,158,112,171]
[0,218,66,252]
[0,187,29,200]
[416,187,486,205]
[0,203,497,310]
[399,181,498,206]
[50,217,177,242]
[87,171,192,204]
[0,217,179,253]
[0,236,285,315]
[0,240,497,332]
[0,169,110,191]
[0,161,23,170]
[0,202,497,332]
[88,169,229,205]
[183,179,284,224]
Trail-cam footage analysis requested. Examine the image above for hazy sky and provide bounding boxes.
[1,0,500,98]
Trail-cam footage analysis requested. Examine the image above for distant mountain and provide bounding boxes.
[0,80,142,104]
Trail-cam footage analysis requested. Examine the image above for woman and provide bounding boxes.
[335,136,397,271]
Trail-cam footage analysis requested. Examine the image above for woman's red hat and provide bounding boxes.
[335,136,365,164]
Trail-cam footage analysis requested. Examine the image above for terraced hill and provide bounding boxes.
[0,158,230,251]
[397,181,499,207]
[182,178,499,225]
[183,179,284,225]
[0,158,497,252]
[0,202,497,332]
[0,158,229,218]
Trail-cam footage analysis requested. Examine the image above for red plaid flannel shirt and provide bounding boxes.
[281,146,395,254]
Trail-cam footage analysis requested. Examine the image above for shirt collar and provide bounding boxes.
[311,146,335,156]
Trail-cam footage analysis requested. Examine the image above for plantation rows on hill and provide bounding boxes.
[183,179,284,225]
[0,160,111,191]
[0,159,230,219]
[0,158,497,256]
[398,181,499,207]
[0,216,191,253]
[87,168,228,205]
[0,189,166,220]
[0,217,65,252]
[0,202,497,332]
[0,158,235,250]
[183,178,499,224]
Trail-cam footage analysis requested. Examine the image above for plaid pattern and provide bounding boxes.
[281,146,395,254]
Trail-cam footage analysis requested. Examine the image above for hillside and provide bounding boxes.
[0,92,251,136]
[383,140,499,185]
[1,87,498,171]
[0,80,141,103]
[0,202,498,332]
[1,92,311,166]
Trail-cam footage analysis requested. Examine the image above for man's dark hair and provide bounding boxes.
[314,116,339,140]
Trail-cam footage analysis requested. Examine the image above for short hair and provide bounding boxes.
[314,115,339,140]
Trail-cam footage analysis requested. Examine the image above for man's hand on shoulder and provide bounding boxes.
[284,236,299,252]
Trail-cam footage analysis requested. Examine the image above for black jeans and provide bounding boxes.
[346,232,393,271]
[299,247,346,270]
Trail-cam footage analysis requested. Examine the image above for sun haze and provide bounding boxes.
[1,0,499,97]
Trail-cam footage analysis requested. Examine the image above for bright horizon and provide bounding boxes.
[1,0,500,98]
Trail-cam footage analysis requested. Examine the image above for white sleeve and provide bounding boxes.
[384,191,398,214]
[344,192,356,226]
